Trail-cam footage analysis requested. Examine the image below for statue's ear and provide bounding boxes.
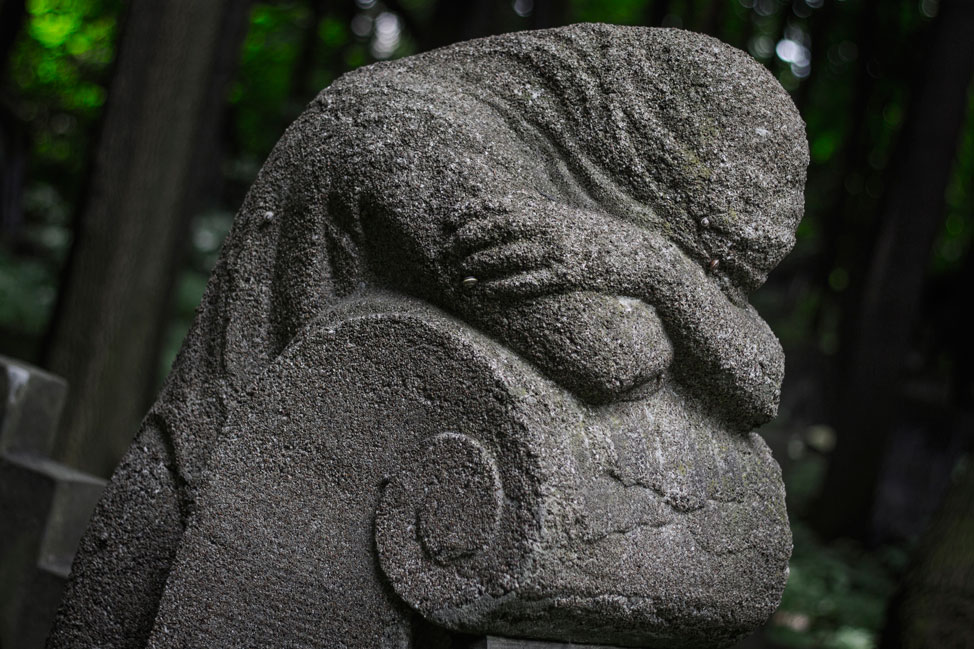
[220,111,365,391]
[218,197,284,394]
[218,123,307,392]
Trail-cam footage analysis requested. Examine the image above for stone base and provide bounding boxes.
[473,637,625,649]
[146,296,788,648]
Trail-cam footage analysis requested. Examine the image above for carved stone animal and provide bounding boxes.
[49,24,805,649]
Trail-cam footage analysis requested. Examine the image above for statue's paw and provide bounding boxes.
[459,238,555,279]
[450,208,548,251]
[449,206,571,298]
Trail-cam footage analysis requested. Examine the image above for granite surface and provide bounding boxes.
[48,24,806,649]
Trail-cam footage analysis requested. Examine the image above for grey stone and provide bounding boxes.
[474,637,625,648]
[1,456,106,648]
[48,23,806,649]
[0,357,105,649]
[1,355,67,458]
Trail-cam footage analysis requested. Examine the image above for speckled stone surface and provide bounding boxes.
[48,24,806,649]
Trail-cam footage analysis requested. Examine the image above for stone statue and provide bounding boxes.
[48,24,807,649]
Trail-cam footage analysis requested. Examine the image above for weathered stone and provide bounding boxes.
[0,357,105,649]
[0,355,67,458]
[473,637,627,648]
[49,24,806,649]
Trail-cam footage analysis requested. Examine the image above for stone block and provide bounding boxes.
[0,355,67,458]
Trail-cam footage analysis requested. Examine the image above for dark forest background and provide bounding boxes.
[1,0,972,646]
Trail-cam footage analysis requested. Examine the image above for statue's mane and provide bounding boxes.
[336,25,808,257]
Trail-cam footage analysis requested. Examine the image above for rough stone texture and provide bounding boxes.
[48,24,806,649]
[0,356,105,649]
[474,638,628,648]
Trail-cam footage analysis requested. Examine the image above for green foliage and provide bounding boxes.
[319,16,350,48]
[570,0,648,25]
[157,210,233,379]
[769,521,904,649]
[747,445,911,649]
[810,130,840,164]
[931,86,974,276]
[12,0,119,167]
[0,0,120,355]
[0,248,56,337]
[231,2,312,157]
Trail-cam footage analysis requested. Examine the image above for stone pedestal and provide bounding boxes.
[146,297,788,648]
[474,638,622,649]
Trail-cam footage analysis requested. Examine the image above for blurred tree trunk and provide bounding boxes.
[794,0,838,115]
[531,0,567,29]
[0,0,27,233]
[290,0,326,103]
[880,459,974,647]
[700,0,727,38]
[812,0,974,540]
[44,0,252,477]
[0,0,25,73]
[647,0,671,26]
[809,0,882,398]
[0,101,27,234]
[426,0,498,50]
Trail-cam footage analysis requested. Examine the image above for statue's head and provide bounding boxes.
[455,25,808,299]
[590,26,808,299]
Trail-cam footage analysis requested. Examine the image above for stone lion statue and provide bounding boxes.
[50,24,806,649]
